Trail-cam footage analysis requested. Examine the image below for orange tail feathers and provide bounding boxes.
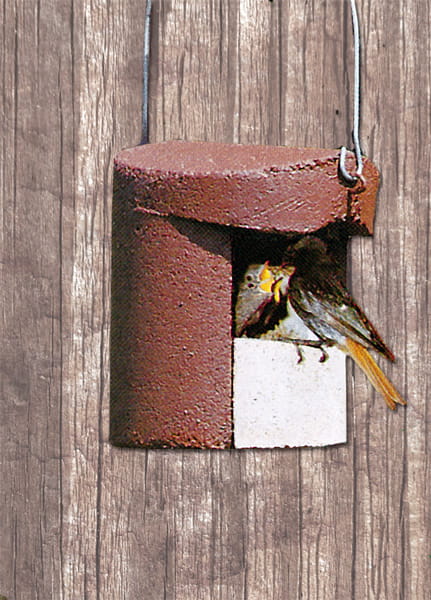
[344,338,406,410]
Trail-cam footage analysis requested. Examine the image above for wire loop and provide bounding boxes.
[339,0,364,186]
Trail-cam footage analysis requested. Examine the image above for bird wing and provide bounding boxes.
[289,278,395,361]
[235,287,276,336]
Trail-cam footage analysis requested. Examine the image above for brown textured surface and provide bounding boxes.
[110,200,233,448]
[112,140,377,449]
[1,1,430,598]
[115,140,379,234]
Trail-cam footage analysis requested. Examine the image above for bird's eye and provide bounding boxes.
[246,275,253,281]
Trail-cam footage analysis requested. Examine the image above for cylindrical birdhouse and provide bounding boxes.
[111,140,379,449]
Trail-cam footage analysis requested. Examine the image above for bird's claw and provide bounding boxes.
[319,347,329,363]
[295,344,304,364]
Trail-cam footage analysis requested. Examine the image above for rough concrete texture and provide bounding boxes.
[115,140,379,234]
[112,141,377,448]
[233,338,347,448]
[110,205,233,448]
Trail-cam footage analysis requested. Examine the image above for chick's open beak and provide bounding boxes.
[258,261,274,293]
[257,263,296,302]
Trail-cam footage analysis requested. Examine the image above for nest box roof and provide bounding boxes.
[114,140,379,235]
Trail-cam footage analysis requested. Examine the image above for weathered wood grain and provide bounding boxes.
[1,0,430,598]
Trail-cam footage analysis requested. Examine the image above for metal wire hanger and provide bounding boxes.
[141,0,365,186]
[339,0,364,185]
[141,0,153,145]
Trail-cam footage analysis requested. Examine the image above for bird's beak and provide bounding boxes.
[272,278,283,303]
[258,261,274,293]
[258,263,296,299]
[281,264,296,276]
[259,261,271,280]
[272,265,296,302]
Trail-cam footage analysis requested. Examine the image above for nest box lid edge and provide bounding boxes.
[114,140,379,235]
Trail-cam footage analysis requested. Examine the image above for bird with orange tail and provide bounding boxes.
[235,236,406,410]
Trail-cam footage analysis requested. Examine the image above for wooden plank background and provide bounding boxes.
[1,0,430,597]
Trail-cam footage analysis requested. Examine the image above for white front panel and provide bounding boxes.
[233,338,347,448]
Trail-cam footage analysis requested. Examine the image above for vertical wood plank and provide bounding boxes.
[401,3,431,594]
[279,3,356,598]
[0,1,75,597]
[349,1,431,598]
[59,0,110,595]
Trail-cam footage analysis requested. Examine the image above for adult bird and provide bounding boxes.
[283,236,406,410]
[235,236,406,410]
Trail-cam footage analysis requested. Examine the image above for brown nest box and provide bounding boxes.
[111,140,379,449]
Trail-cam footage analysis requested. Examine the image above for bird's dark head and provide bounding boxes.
[283,236,333,276]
